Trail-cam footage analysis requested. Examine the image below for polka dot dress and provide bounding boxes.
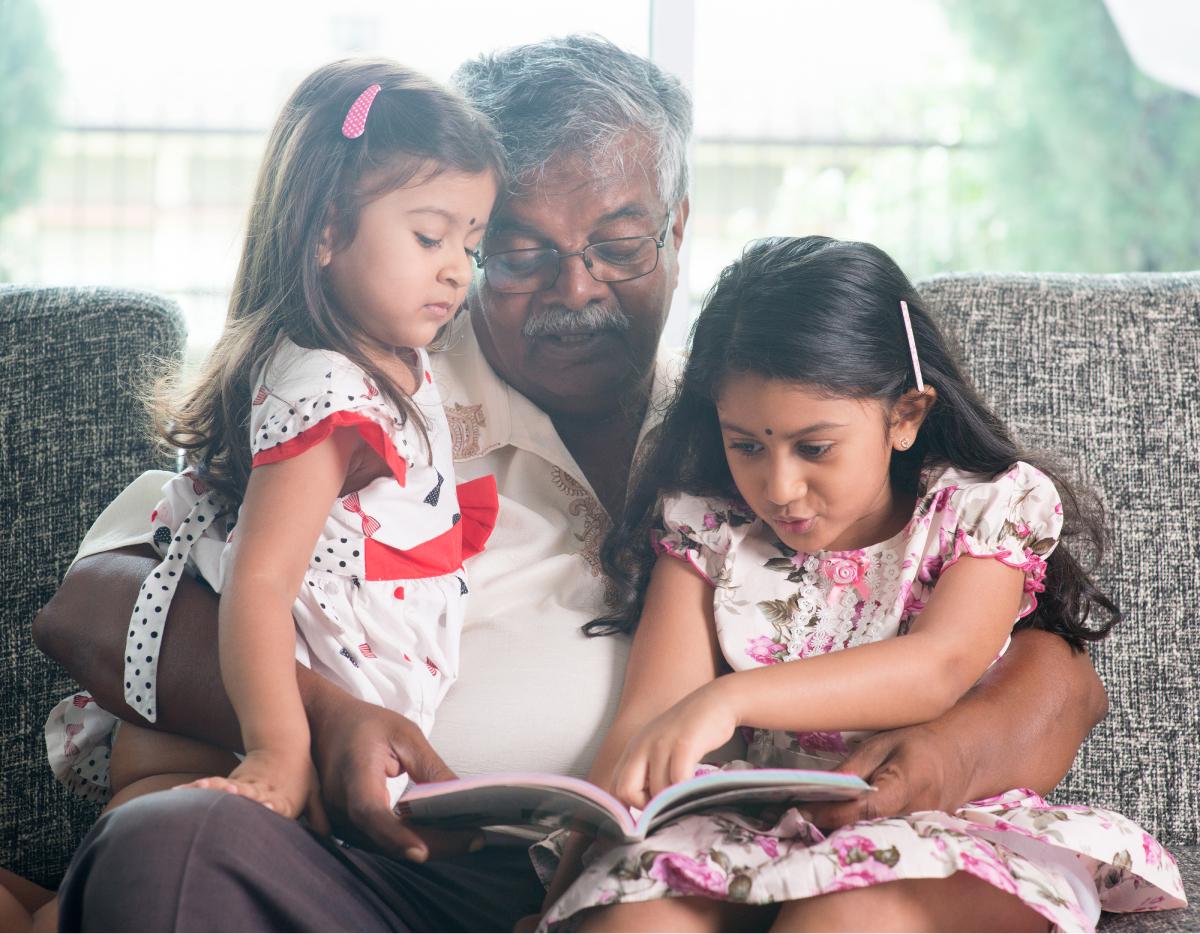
[46,340,497,803]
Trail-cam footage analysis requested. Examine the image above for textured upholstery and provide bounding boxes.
[0,278,1195,928]
[0,286,184,887]
[920,273,1199,930]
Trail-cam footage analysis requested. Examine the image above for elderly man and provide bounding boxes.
[35,35,1105,931]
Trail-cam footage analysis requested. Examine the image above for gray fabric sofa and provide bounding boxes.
[0,286,184,889]
[1,277,1196,930]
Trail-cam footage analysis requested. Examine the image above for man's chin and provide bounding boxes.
[517,349,641,419]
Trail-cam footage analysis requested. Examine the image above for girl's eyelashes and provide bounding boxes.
[727,440,763,457]
[415,233,443,249]
[726,439,832,459]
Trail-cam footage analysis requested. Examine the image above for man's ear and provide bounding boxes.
[670,195,690,250]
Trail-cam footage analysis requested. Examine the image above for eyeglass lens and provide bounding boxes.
[484,236,661,293]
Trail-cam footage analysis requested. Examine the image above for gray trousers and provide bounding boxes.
[57,788,545,932]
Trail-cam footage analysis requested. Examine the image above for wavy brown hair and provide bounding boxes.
[153,58,505,509]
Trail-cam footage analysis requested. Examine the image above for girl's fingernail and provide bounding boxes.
[405,847,428,863]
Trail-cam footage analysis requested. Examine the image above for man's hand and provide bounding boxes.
[805,629,1107,832]
[306,687,483,861]
[804,722,968,831]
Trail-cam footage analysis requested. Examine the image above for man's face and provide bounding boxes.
[469,142,689,420]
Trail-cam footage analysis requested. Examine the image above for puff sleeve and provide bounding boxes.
[249,342,409,486]
[945,461,1064,619]
[652,492,752,586]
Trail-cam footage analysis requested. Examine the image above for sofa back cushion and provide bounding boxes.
[919,272,1199,847]
[0,286,185,886]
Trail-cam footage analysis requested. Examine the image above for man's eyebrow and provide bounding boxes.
[485,204,655,243]
[719,420,846,439]
[595,204,651,225]
[485,217,544,241]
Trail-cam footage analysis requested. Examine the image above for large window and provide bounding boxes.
[3,0,1197,354]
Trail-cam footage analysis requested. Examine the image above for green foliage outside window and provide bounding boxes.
[0,0,57,226]
[946,0,1200,272]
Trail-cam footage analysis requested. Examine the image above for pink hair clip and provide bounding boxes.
[899,300,925,392]
[342,84,381,139]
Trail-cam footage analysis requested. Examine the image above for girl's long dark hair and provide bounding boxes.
[151,58,506,509]
[592,236,1119,650]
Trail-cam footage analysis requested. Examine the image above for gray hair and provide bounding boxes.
[451,34,692,208]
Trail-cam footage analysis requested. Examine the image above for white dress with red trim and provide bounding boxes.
[48,340,496,803]
[537,463,1185,931]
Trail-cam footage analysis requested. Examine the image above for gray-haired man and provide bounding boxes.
[40,35,1104,931]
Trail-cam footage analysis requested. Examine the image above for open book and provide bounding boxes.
[394,768,871,843]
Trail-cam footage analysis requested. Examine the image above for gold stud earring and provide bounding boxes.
[898,438,912,450]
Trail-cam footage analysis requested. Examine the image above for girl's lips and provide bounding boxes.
[424,303,452,318]
[775,516,815,534]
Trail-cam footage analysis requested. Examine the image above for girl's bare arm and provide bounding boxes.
[610,557,1042,804]
[203,427,362,811]
[544,556,725,906]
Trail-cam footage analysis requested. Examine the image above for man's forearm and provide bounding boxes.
[940,628,1107,801]
[34,546,243,750]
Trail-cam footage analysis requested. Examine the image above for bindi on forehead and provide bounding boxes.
[764,428,774,436]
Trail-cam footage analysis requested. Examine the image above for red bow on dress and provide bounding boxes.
[341,491,382,537]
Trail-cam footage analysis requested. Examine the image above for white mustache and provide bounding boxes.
[522,304,633,338]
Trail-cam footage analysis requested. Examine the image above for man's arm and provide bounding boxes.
[34,546,242,749]
[807,627,1108,828]
[33,546,475,859]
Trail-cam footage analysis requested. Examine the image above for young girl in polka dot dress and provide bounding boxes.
[42,58,505,829]
[533,237,1185,932]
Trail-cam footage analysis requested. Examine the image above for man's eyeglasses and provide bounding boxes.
[471,214,672,295]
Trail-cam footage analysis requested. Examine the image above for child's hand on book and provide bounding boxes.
[611,685,738,808]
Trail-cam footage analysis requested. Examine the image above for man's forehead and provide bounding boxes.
[491,143,663,234]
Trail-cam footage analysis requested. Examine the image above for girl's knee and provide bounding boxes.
[575,896,774,933]
[772,875,1049,933]
[774,884,916,933]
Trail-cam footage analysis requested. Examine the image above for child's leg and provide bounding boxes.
[0,727,242,934]
[1,866,53,931]
[106,722,240,811]
[770,873,1050,933]
[575,896,776,932]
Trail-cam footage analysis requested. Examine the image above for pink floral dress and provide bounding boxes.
[538,463,1185,931]
[46,339,496,803]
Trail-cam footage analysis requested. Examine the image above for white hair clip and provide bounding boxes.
[899,300,925,392]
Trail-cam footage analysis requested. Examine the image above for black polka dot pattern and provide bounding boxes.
[125,492,221,723]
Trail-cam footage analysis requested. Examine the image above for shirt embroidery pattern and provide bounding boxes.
[445,403,486,459]
[551,466,610,578]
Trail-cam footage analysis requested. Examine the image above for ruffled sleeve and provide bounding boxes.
[652,492,752,586]
[944,461,1064,619]
[249,342,409,486]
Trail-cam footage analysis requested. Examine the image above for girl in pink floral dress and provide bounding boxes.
[536,237,1185,932]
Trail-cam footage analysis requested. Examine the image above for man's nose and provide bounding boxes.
[546,252,612,310]
[765,459,806,507]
